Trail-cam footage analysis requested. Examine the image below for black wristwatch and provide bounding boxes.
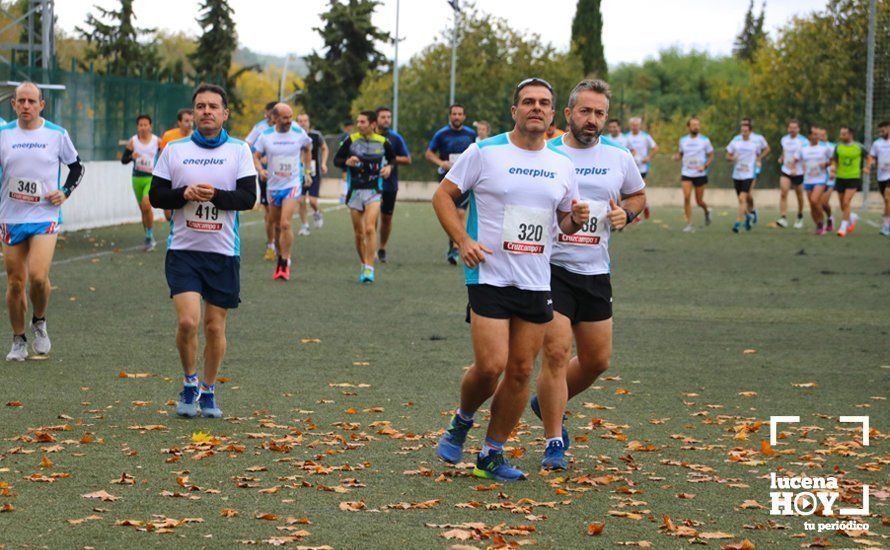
[623,208,636,224]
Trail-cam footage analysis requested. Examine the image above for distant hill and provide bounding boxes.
[234,47,308,76]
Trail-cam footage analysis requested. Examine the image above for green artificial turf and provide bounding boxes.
[0,203,886,548]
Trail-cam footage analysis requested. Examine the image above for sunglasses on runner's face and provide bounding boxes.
[516,78,553,93]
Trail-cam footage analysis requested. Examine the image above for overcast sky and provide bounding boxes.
[55,0,826,66]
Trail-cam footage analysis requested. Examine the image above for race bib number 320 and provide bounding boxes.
[559,200,607,246]
[185,201,223,232]
[8,178,41,204]
[501,204,550,255]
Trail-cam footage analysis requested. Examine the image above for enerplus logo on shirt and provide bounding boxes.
[183,158,225,166]
[507,167,556,179]
[11,142,47,150]
[576,166,610,176]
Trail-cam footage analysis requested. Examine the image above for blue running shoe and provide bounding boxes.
[437,415,472,463]
[541,440,568,470]
[732,222,742,233]
[176,384,199,418]
[751,208,759,225]
[198,392,222,418]
[473,450,526,481]
[529,394,570,449]
[744,213,753,231]
[364,267,375,283]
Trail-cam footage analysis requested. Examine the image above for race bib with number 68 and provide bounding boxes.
[558,200,607,246]
[501,204,551,255]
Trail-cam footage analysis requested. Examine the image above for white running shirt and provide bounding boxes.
[726,136,764,180]
[795,143,832,185]
[446,132,578,291]
[0,119,79,224]
[131,134,160,175]
[869,137,890,182]
[624,131,657,174]
[549,135,645,276]
[253,126,312,191]
[153,136,256,256]
[780,133,808,176]
[678,134,714,178]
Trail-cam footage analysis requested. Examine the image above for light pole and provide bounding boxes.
[863,0,876,202]
[393,0,401,131]
[448,0,461,106]
[279,53,296,102]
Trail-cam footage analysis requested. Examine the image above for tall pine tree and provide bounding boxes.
[304,0,390,132]
[189,0,255,113]
[571,0,608,78]
[75,0,160,76]
[733,0,766,62]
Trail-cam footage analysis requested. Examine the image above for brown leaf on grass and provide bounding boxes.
[131,401,151,407]
[220,508,239,518]
[739,500,765,510]
[676,493,696,499]
[508,447,525,459]
[473,483,501,491]
[82,490,119,501]
[0,503,13,512]
[743,349,757,355]
[721,542,755,550]
[259,486,282,494]
[111,473,135,485]
[699,532,735,539]
[34,432,56,443]
[383,499,441,510]
[441,529,475,541]
[608,510,643,520]
[587,522,605,535]
[615,388,632,395]
[5,401,23,407]
[118,371,152,378]
[40,455,53,468]
[338,500,365,512]
[26,474,55,483]
[286,517,311,525]
[300,338,321,344]
[738,392,758,397]
[127,424,167,431]
[760,440,776,456]
[66,515,103,525]
[626,441,658,452]
[791,382,818,388]
[255,512,280,521]
[80,433,94,444]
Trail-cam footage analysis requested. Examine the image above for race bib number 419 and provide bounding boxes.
[559,200,607,246]
[185,201,223,232]
[501,204,550,255]
[8,178,41,204]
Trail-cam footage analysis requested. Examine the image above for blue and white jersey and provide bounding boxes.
[820,140,837,184]
[445,132,577,291]
[608,132,630,149]
[869,137,890,182]
[550,135,645,276]
[153,136,256,257]
[781,133,808,176]
[245,119,270,149]
[253,126,312,191]
[678,134,714,178]
[0,119,78,224]
[428,125,477,176]
[795,143,832,185]
[624,131,657,174]
[726,135,764,180]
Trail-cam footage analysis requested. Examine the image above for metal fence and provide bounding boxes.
[0,62,193,161]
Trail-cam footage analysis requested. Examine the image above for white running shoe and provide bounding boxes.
[793,217,804,229]
[313,211,324,229]
[31,320,50,355]
[880,225,890,236]
[298,225,311,236]
[6,336,28,361]
[682,224,695,233]
[776,217,788,228]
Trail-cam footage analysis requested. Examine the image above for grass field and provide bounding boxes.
[0,202,887,549]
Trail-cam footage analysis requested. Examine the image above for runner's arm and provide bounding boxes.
[333,137,352,169]
[758,143,771,161]
[121,147,134,164]
[62,159,85,198]
[149,175,187,209]
[320,138,329,170]
[210,175,257,211]
[425,148,447,170]
[302,146,312,177]
[396,135,411,165]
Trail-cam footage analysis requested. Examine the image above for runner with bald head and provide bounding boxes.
[253,102,312,280]
[0,81,85,360]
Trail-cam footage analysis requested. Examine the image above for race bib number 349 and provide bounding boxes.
[501,204,550,255]
[185,201,223,232]
[8,178,41,204]
[559,200,607,246]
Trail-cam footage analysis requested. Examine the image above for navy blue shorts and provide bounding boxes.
[302,175,321,198]
[165,249,241,309]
